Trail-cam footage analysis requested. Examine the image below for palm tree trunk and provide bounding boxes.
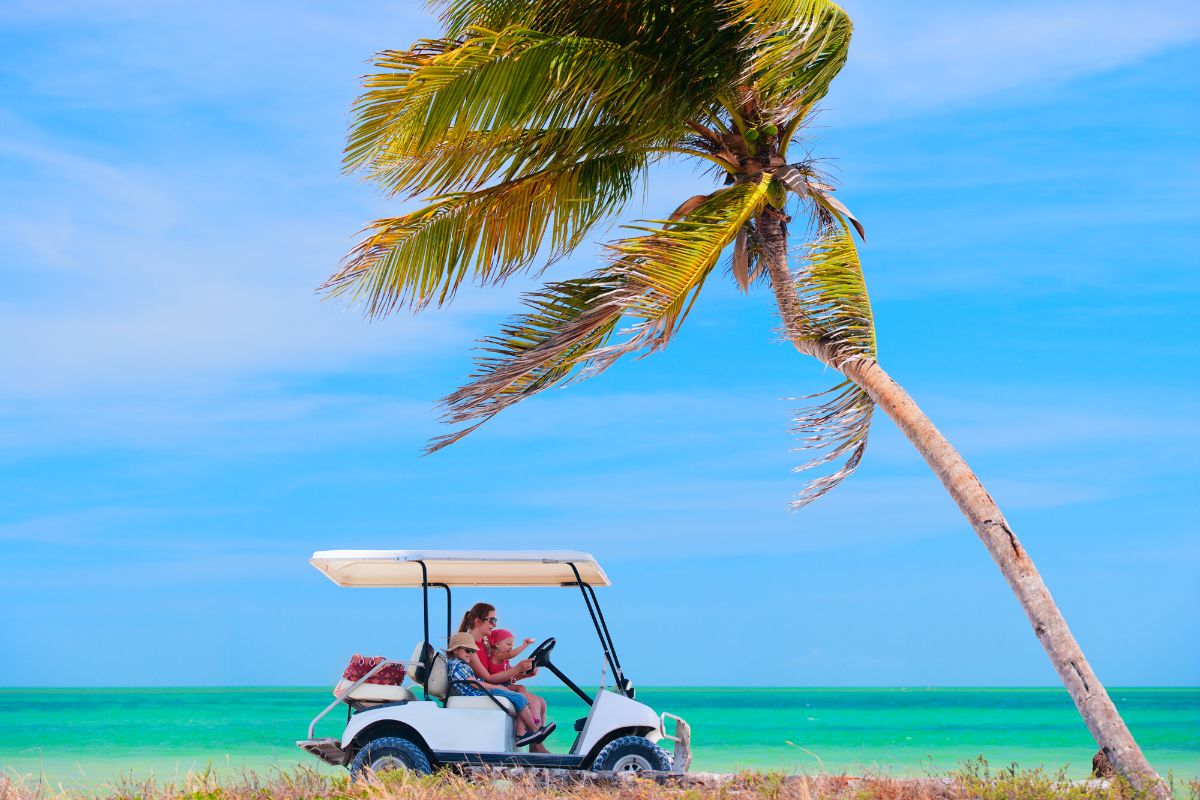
[755,209,1166,795]
[841,360,1164,795]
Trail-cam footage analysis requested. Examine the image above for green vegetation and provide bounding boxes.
[4,763,1196,800]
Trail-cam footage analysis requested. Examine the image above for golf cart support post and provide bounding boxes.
[300,550,692,774]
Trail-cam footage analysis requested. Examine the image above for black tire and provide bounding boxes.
[349,736,432,781]
[591,735,672,773]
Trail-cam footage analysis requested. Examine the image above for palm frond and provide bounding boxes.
[345,27,685,178]
[428,175,773,450]
[428,276,625,452]
[438,0,533,36]
[438,0,749,97]
[595,173,773,358]
[364,123,656,198]
[721,0,852,120]
[732,227,750,290]
[776,163,866,240]
[788,379,872,508]
[794,224,875,361]
[324,150,646,315]
[787,223,876,507]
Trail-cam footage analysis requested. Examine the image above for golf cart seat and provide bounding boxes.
[447,694,516,712]
[417,643,517,714]
[333,678,416,704]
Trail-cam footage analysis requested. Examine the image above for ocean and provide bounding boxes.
[1,687,1196,789]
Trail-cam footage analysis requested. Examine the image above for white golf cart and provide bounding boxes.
[297,550,692,778]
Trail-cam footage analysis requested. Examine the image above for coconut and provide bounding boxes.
[767,178,787,208]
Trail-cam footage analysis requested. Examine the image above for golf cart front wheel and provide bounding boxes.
[349,736,432,781]
[592,735,672,773]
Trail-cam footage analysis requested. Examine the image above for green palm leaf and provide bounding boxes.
[324,150,647,315]
[788,223,876,507]
[428,175,773,449]
[437,0,749,95]
[363,123,659,198]
[721,0,852,130]
[345,26,687,177]
[428,276,625,452]
[601,174,773,355]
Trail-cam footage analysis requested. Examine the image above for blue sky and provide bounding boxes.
[0,0,1197,688]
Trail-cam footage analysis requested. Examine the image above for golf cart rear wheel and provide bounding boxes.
[592,735,672,773]
[349,736,432,781]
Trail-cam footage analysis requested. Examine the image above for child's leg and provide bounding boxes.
[492,688,535,737]
[512,685,541,724]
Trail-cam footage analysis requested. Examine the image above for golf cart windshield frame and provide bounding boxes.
[409,558,633,702]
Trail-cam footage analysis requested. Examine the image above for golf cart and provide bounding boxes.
[297,550,692,778]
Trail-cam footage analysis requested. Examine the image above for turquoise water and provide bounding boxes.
[1,688,1196,788]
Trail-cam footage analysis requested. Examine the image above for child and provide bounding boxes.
[445,632,554,748]
[487,629,548,727]
[486,628,535,678]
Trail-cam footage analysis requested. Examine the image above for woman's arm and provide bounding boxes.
[456,661,510,692]
[469,651,532,684]
[467,651,496,681]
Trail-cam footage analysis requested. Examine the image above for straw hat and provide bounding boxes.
[447,632,479,653]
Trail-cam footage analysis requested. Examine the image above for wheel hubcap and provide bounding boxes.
[611,754,654,772]
[371,755,407,771]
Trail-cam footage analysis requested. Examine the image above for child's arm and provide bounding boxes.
[507,637,536,658]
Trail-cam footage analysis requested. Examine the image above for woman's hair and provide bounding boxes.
[458,602,495,633]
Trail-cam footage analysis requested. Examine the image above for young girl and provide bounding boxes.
[445,632,554,748]
[487,629,548,726]
[486,628,535,677]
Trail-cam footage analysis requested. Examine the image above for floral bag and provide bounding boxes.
[341,654,406,685]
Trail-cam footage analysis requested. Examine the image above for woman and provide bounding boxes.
[458,602,551,752]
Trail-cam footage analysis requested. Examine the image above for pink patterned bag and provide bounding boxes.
[341,654,406,685]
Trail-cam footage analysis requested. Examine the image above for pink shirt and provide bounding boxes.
[474,637,505,678]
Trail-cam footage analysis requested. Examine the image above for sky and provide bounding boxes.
[0,0,1197,689]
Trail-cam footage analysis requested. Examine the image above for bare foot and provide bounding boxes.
[529,741,550,754]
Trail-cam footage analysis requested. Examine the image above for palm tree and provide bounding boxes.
[323,0,1163,791]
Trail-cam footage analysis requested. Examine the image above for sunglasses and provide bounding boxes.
[484,617,498,624]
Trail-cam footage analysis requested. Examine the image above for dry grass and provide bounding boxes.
[1,763,1196,800]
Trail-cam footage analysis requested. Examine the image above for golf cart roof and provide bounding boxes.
[310,549,610,588]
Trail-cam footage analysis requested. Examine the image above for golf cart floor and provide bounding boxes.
[298,738,349,766]
[437,751,586,769]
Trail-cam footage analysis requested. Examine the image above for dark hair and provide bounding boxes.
[458,602,495,633]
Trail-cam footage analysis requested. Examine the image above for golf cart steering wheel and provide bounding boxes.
[529,637,556,668]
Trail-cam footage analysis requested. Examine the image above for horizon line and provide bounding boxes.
[3,684,1196,691]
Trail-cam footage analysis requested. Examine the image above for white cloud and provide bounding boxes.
[829,0,1200,123]
[0,1,437,114]
[0,124,527,400]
